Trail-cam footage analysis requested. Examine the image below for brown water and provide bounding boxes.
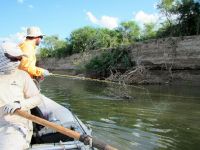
[41,75,200,150]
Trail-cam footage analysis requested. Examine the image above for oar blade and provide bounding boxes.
[92,137,118,150]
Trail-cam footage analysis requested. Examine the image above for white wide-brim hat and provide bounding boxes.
[26,26,45,37]
[0,41,23,57]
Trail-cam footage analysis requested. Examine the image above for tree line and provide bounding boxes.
[39,0,200,77]
[39,0,200,58]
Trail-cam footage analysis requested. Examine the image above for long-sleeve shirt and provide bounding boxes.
[0,69,42,143]
[19,40,44,77]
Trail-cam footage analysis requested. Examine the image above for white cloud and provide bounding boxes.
[100,16,118,29]
[86,11,118,29]
[0,27,26,43]
[134,11,159,25]
[17,0,24,4]
[86,12,98,24]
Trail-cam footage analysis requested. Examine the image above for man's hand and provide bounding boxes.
[43,69,52,77]
[3,102,21,115]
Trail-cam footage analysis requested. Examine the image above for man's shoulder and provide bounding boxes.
[19,41,34,51]
[16,69,31,78]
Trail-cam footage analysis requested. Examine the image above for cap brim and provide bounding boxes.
[26,34,45,37]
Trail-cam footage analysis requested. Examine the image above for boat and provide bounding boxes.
[29,95,94,150]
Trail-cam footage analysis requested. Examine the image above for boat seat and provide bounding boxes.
[30,106,75,145]
[31,130,74,144]
[31,106,45,131]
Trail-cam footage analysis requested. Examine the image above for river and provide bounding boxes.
[40,74,200,150]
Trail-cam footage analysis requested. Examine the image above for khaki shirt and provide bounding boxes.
[0,69,42,142]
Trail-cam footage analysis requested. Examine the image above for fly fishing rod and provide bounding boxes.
[50,73,145,90]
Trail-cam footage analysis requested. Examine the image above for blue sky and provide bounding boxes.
[0,0,160,41]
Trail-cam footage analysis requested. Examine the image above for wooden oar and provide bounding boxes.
[15,109,118,150]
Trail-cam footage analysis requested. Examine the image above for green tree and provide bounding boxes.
[69,26,121,53]
[85,48,134,77]
[95,28,120,48]
[156,21,173,37]
[40,35,69,58]
[175,0,200,35]
[157,0,200,36]
[143,23,157,39]
[117,21,141,45]
[69,26,97,53]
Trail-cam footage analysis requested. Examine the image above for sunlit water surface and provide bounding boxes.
[40,75,200,150]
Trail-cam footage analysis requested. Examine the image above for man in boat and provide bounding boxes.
[18,27,72,142]
[18,27,62,131]
[0,41,42,150]
[18,26,54,124]
[18,26,51,86]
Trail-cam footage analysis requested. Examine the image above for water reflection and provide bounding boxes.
[41,75,200,150]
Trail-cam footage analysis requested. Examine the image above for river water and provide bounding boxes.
[40,75,200,150]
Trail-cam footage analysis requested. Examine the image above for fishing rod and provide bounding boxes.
[50,73,145,90]
[50,73,200,99]
[51,73,115,84]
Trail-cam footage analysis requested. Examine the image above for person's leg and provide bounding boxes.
[33,78,41,90]
[0,127,29,150]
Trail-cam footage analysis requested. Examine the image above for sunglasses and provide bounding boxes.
[38,36,43,39]
[4,53,22,62]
